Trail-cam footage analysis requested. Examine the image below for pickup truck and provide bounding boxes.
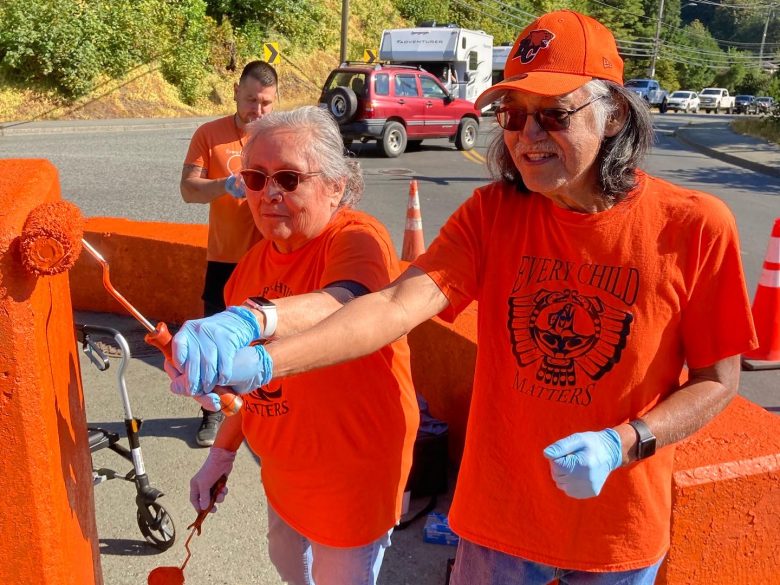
[625,78,669,112]
[698,88,735,114]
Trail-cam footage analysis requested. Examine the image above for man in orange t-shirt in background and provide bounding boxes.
[170,11,758,584]
[180,60,277,446]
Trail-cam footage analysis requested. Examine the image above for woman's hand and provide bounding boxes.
[171,307,261,395]
[190,447,236,512]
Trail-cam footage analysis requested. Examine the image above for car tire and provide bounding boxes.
[455,118,478,151]
[381,122,407,158]
[659,99,668,114]
[325,87,358,124]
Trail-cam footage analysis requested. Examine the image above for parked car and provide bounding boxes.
[698,88,735,114]
[625,78,669,112]
[755,96,775,113]
[734,95,756,115]
[666,90,699,113]
[318,63,480,157]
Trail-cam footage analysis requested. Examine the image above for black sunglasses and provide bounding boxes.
[496,95,605,132]
[240,169,323,192]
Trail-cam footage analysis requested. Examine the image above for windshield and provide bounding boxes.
[736,95,752,100]
[670,92,692,98]
[625,80,650,88]
[700,89,719,95]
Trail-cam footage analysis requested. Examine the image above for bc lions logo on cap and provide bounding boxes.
[514,29,555,64]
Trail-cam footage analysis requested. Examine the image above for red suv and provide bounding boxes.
[319,63,480,158]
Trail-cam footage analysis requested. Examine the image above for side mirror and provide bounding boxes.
[444,92,454,103]
[463,72,471,82]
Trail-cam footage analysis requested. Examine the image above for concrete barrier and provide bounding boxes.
[0,160,102,584]
[67,217,780,583]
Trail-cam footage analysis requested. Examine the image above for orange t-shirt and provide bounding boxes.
[184,115,261,263]
[224,208,419,547]
[414,172,757,571]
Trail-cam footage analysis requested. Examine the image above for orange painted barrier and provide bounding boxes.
[657,396,780,584]
[742,217,780,369]
[0,159,102,584]
[70,217,208,324]
[66,218,780,581]
[401,179,425,262]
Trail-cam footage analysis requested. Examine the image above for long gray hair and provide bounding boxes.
[486,80,654,203]
[243,106,364,207]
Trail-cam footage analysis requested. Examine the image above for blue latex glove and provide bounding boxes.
[171,307,261,396]
[226,345,274,394]
[543,429,622,499]
[190,447,236,512]
[224,174,245,199]
[164,360,221,411]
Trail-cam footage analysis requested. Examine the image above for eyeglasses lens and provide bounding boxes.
[496,109,569,132]
[240,170,302,192]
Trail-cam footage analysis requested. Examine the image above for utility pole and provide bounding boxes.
[648,0,666,79]
[759,8,772,70]
[340,0,350,64]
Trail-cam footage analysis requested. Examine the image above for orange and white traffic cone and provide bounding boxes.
[401,179,425,262]
[742,218,780,370]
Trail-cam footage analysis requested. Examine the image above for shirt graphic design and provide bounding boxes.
[508,255,634,404]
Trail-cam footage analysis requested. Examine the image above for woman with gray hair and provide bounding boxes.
[169,105,419,585]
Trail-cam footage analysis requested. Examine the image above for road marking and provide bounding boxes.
[462,149,486,164]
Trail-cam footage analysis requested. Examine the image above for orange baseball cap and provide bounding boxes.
[475,10,624,108]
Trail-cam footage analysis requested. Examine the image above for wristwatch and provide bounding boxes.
[628,418,656,460]
[242,296,277,339]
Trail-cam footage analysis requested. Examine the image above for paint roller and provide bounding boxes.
[19,201,242,416]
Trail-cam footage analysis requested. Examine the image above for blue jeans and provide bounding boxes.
[266,502,393,585]
[450,538,664,585]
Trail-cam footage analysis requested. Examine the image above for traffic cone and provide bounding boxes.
[402,179,425,261]
[742,218,780,371]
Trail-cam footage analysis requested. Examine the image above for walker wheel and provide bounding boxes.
[137,502,176,550]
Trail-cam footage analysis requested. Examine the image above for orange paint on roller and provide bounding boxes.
[19,200,84,275]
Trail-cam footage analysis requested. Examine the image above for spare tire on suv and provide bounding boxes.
[325,87,358,124]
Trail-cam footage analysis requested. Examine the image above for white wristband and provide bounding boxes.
[243,297,277,339]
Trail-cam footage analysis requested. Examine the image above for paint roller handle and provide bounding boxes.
[144,322,243,416]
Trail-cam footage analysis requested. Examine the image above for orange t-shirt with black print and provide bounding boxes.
[184,115,261,263]
[224,208,419,547]
[414,172,757,571]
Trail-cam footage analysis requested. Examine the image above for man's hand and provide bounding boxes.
[543,429,622,499]
[225,346,274,394]
[171,307,261,395]
[224,174,246,199]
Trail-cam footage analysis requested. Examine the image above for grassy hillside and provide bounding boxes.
[0,0,405,122]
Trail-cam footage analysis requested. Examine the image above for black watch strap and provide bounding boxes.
[628,418,656,460]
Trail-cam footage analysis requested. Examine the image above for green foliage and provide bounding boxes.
[0,0,210,102]
[394,0,451,26]
[205,0,327,51]
[159,0,211,104]
[669,21,719,91]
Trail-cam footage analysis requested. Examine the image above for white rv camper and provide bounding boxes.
[492,45,512,85]
[379,24,493,105]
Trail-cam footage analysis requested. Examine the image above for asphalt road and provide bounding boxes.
[3,112,779,584]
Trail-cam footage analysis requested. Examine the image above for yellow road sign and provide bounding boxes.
[263,42,280,65]
[363,49,378,64]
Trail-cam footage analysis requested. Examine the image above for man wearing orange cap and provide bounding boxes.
[170,10,758,583]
